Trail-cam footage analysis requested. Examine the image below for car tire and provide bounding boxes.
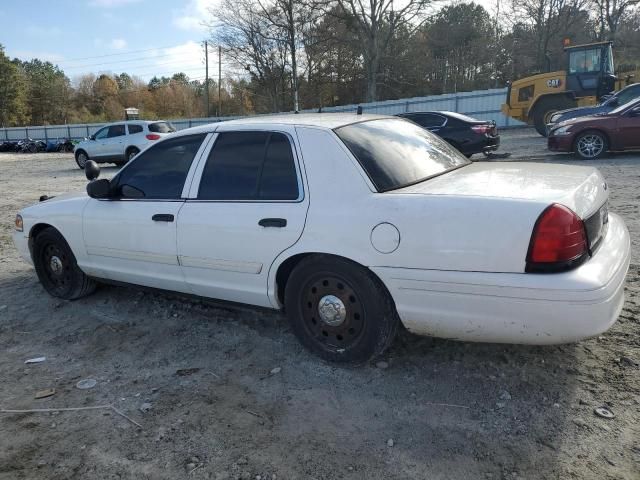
[532,97,575,137]
[32,227,97,300]
[574,130,608,160]
[284,255,399,365]
[75,150,89,169]
[125,147,139,163]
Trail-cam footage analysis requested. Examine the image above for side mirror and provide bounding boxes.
[89,135,95,141]
[86,178,111,199]
[85,160,100,180]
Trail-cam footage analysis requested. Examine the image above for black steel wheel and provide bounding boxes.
[285,255,399,364]
[33,227,97,300]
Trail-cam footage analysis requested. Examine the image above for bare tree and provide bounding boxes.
[333,0,433,102]
[208,0,289,112]
[511,0,589,72]
[591,0,640,40]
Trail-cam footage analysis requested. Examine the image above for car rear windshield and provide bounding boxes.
[148,122,176,133]
[334,118,470,192]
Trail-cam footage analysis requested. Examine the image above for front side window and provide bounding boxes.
[569,48,602,74]
[93,127,108,140]
[198,131,299,201]
[615,85,640,105]
[107,124,126,138]
[335,118,469,192]
[112,134,206,199]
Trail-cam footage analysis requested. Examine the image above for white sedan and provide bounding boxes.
[13,114,630,364]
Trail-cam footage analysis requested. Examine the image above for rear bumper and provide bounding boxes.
[548,135,574,152]
[372,213,630,345]
[461,135,500,155]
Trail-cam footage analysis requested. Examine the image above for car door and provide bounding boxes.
[82,133,210,292]
[177,129,308,308]
[617,105,640,150]
[89,126,109,159]
[102,124,127,159]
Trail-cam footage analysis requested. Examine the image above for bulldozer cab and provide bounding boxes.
[565,42,616,100]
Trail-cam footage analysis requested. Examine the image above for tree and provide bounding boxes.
[0,44,27,127]
[334,0,432,101]
[209,0,289,112]
[21,59,70,125]
[591,0,640,40]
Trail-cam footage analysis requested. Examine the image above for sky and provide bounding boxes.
[0,0,220,84]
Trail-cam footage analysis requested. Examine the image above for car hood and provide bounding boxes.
[394,162,607,219]
[21,191,88,215]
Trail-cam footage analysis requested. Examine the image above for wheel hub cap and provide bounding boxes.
[49,255,63,274]
[317,295,346,326]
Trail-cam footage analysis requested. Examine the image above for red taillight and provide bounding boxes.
[146,134,161,140]
[526,204,588,272]
[471,124,491,134]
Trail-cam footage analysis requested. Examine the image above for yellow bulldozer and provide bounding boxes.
[501,41,637,136]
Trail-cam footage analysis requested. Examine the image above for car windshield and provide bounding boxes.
[609,98,640,115]
[334,118,470,192]
[149,122,176,133]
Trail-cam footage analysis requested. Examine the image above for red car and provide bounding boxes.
[548,98,640,159]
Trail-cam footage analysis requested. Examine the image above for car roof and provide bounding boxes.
[100,120,168,126]
[173,113,394,136]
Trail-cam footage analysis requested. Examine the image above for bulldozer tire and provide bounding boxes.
[531,96,575,137]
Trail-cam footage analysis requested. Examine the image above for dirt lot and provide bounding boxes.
[0,128,639,480]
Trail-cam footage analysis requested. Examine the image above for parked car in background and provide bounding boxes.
[548,98,640,159]
[73,120,176,169]
[547,83,640,131]
[14,114,629,364]
[396,111,500,157]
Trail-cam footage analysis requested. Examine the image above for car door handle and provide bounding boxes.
[152,214,174,222]
[259,218,287,228]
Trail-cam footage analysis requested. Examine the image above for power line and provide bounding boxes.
[62,53,195,70]
[56,44,191,64]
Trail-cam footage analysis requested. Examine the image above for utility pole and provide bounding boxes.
[204,41,210,117]
[218,45,222,117]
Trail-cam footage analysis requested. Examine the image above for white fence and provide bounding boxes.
[0,87,523,141]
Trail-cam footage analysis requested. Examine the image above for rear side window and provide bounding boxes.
[128,124,143,134]
[107,125,126,138]
[113,134,206,199]
[335,118,469,192]
[405,113,446,128]
[198,131,299,201]
[149,122,176,133]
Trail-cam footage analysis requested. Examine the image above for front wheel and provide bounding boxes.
[284,255,399,364]
[33,228,97,300]
[75,150,88,169]
[574,131,608,160]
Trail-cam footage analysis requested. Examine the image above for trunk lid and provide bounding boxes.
[395,162,608,219]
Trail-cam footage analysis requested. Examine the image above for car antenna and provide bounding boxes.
[356,106,362,115]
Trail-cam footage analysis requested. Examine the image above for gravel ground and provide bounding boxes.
[0,128,639,480]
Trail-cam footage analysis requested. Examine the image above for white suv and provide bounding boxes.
[73,120,176,169]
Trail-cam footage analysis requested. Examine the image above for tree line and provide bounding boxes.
[0,0,638,128]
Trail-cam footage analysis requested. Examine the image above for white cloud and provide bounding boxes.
[110,38,127,50]
[172,0,219,32]
[89,0,141,7]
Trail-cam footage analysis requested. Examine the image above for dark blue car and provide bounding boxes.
[547,83,640,128]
